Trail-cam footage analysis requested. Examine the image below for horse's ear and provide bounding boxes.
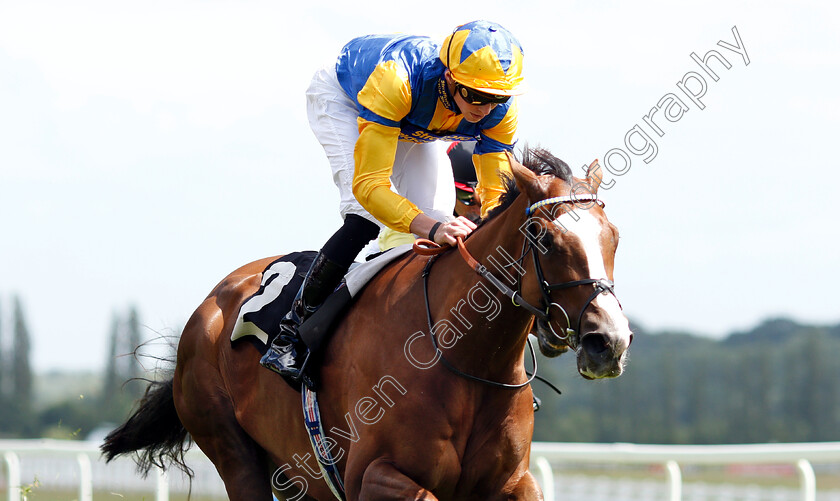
[586,159,603,193]
[506,151,546,202]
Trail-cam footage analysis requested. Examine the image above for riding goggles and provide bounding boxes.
[455,83,510,105]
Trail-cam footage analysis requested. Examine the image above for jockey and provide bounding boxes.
[261,20,526,385]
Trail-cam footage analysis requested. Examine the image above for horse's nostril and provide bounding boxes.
[629,332,635,345]
[581,333,610,356]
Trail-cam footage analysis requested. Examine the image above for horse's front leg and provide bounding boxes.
[353,458,439,501]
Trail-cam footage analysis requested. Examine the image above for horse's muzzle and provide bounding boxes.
[576,330,632,379]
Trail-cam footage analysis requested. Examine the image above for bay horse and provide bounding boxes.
[102,147,632,500]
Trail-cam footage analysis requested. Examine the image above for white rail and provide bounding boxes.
[529,441,840,501]
[2,440,840,500]
[0,439,209,501]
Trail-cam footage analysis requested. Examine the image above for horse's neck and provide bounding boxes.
[432,194,534,376]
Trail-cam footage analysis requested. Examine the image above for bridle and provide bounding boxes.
[414,193,622,389]
[523,194,620,351]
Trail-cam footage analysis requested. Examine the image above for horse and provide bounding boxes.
[102,147,632,500]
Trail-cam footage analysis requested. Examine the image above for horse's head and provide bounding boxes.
[510,149,632,379]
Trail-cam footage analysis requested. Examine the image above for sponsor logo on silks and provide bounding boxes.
[436,77,458,113]
[398,128,474,144]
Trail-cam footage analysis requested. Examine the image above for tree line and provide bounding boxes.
[0,298,147,438]
[0,297,34,436]
[532,317,840,443]
[1,296,838,444]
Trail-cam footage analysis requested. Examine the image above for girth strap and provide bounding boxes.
[301,386,346,500]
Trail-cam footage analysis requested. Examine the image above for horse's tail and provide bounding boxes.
[100,377,192,478]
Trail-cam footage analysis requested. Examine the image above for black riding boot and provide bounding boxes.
[259,251,348,386]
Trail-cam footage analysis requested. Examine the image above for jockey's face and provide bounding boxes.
[445,71,499,123]
[455,94,496,123]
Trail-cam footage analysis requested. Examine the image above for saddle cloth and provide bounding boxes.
[230,244,414,345]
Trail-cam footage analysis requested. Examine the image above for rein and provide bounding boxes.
[411,193,622,391]
[419,252,540,390]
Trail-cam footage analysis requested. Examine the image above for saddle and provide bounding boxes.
[230,245,414,387]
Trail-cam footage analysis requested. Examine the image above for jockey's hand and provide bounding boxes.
[433,216,477,246]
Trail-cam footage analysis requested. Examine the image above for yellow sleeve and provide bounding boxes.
[352,119,423,233]
[473,151,513,218]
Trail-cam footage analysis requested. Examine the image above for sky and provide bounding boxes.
[1,0,839,373]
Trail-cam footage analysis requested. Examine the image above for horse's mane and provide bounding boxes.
[481,145,573,224]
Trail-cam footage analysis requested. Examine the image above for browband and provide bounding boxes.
[525,195,604,216]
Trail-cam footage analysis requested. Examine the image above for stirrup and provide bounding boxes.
[295,351,315,387]
[282,350,315,390]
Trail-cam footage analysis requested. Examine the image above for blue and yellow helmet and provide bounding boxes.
[440,20,525,96]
